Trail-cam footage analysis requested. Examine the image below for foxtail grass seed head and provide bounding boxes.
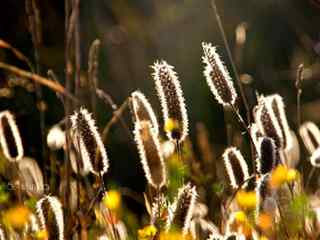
[310,147,320,167]
[256,137,277,174]
[47,125,66,150]
[202,42,237,106]
[70,107,109,176]
[36,196,64,240]
[0,110,24,161]
[299,121,320,155]
[131,90,159,135]
[223,147,249,189]
[152,60,189,143]
[254,95,284,149]
[168,183,197,235]
[134,120,167,188]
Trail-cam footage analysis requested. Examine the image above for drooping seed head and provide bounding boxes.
[36,196,64,240]
[134,120,166,188]
[131,90,159,135]
[167,183,197,235]
[223,147,249,189]
[0,110,24,161]
[299,121,320,155]
[256,137,278,174]
[70,107,109,176]
[255,94,292,150]
[152,60,189,143]
[202,42,237,106]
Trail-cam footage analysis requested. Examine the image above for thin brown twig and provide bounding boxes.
[295,64,304,129]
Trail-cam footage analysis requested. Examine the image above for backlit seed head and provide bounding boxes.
[202,42,237,106]
[152,60,189,143]
[0,110,24,161]
[36,196,64,240]
[70,107,109,176]
[167,183,197,235]
[255,94,292,150]
[223,147,249,189]
[256,137,277,174]
[134,120,166,188]
[299,121,320,155]
[131,90,159,135]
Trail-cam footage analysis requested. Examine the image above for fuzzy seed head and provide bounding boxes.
[299,121,320,155]
[202,42,237,106]
[131,90,159,135]
[167,183,197,235]
[70,107,109,176]
[36,196,64,240]
[255,94,292,150]
[223,147,249,189]
[256,137,277,174]
[134,120,167,188]
[0,110,24,161]
[152,60,189,143]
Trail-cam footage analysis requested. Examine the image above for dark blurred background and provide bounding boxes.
[0,0,320,201]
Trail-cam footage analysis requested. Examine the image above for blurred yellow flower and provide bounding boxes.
[234,211,248,223]
[138,225,157,240]
[236,190,257,210]
[103,190,121,211]
[159,231,192,240]
[269,165,298,189]
[35,229,48,240]
[164,118,179,133]
[2,205,31,229]
[257,213,272,231]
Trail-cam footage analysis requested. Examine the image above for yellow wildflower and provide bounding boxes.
[236,190,257,210]
[269,165,298,189]
[138,225,157,240]
[2,205,31,229]
[35,229,48,240]
[257,213,272,231]
[164,118,179,133]
[160,231,192,240]
[234,211,248,223]
[103,190,121,211]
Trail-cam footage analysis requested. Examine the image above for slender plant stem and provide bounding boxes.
[211,0,251,125]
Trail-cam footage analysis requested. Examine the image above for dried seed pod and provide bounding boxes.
[256,137,278,174]
[152,60,188,143]
[150,194,166,225]
[47,125,66,150]
[18,157,44,197]
[223,147,249,189]
[190,218,219,240]
[69,146,91,176]
[70,107,109,176]
[0,110,24,161]
[310,147,320,167]
[134,120,166,188]
[255,95,292,150]
[202,42,237,106]
[36,196,64,240]
[131,90,159,135]
[167,183,197,235]
[299,121,320,155]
